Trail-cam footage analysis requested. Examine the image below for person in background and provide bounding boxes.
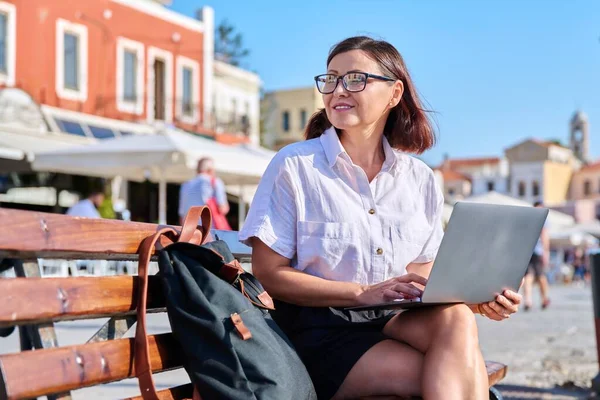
[179,157,231,229]
[523,201,551,310]
[572,247,591,284]
[66,190,105,218]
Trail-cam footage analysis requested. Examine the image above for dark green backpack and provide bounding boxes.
[134,207,317,400]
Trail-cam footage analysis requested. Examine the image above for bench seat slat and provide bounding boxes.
[123,362,507,400]
[485,360,508,387]
[0,333,181,399]
[0,276,165,327]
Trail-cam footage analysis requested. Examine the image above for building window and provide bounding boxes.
[300,109,307,129]
[148,46,174,123]
[532,181,540,197]
[282,111,290,132]
[116,37,144,115]
[64,33,79,90]
[182,67,193,115]
[0,2,15,86]
[518,181,526,197]
[0,12,6,75]
[487,181,495,192]
[56,19,88,102]
[124,51,137,100]
[176,55,199,124]
[584,180,591,196]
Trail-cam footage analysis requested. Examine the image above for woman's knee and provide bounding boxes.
[431,304,479,339]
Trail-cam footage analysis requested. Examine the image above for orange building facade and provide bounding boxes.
[0,0,213,133]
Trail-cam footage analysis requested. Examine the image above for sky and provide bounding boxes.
[170,0,600,166]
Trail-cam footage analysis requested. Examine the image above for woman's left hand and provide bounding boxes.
[478,289,522,321]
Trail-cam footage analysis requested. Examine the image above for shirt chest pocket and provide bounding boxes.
[390,216,432,269]
[296,221,360,281]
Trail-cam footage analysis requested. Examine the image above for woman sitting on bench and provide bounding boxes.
[240,36,521,400]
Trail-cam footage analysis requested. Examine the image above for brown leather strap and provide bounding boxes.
[179,206,212,245]
[220,259,245,283]
[231,313,252,340]
[135,207,212,399]
[135,227,177,400]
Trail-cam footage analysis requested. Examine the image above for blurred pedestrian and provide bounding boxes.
[179,157,231,230]
[523,201,551,310]
[66,190,105,218]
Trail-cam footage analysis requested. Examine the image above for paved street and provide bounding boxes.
[478,284,597,399]
[0,284,597,399]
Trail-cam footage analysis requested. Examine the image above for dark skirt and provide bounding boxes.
[271,300,399,400]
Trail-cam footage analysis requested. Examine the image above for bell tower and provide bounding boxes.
[570,111,589,163]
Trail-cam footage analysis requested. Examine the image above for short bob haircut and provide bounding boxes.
[305,36,436,154]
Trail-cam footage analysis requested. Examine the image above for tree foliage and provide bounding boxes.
[215,20,250,67]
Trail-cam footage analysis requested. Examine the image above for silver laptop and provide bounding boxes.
[346,202,549,311]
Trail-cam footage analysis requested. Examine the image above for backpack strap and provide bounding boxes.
[134,227,178,399]
[179,206,212,245]
[135,207,213,399]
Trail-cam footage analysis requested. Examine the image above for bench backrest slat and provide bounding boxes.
[0,276,165,327]
[0,333,180,399]
[0,209,252,260]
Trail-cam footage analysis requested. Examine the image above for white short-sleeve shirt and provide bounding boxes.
[239,127,444,285]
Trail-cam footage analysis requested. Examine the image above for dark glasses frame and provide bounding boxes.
[314,72,396,94]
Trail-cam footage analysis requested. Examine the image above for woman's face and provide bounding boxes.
[324,50,403,134]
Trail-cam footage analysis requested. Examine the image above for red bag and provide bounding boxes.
[207,177,232,231]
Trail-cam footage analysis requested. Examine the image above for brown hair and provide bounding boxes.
[305,36,435,154]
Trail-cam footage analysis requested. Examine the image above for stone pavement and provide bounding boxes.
[477,284,597,399]
[0,284,597,399]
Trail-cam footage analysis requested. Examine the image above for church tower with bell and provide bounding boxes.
[570,111,590,163]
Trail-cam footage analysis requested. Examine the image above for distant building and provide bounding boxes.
[437,168,471,199]
[434,156,508,201]
[504,139,580,206]
[261,86,323,150]
[211,60,261,145]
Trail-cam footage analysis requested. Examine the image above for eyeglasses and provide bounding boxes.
[314,72,396,94]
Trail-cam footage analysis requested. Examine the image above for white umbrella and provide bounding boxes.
[550,230,599,248]
[33,128,275,224]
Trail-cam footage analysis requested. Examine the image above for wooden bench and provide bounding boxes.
[0,209,508,400]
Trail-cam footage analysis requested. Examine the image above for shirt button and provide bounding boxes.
[376,248,383,255]
[368,209,375,215]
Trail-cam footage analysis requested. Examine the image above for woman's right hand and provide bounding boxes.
[356,273,428,305]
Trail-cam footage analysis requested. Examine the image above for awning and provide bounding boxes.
[33,128,273,185]
[32,128,275,224]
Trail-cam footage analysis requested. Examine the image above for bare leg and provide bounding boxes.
[332,340,424,399]
[383,304,488,400]
[538,274,550,307]
[523,272,534,309]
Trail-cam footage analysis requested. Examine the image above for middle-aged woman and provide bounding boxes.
[240,36,521,399]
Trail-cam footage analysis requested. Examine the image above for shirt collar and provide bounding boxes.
[320,126,399,174]
[320,127,345,167]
